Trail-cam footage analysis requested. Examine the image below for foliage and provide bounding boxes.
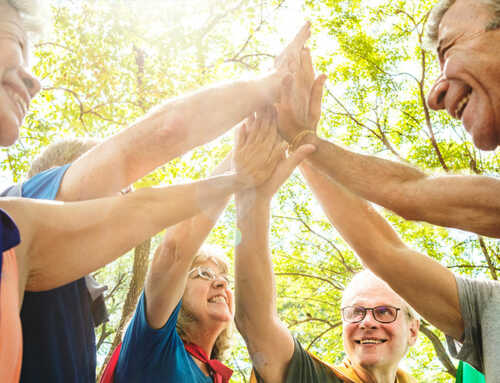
[3,0,498,382]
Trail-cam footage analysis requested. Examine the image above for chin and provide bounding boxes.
[0,126,20,146]
[471,132,498,151]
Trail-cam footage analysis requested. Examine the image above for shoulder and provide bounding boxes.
[278,338,343,383]
[22,164,72,200]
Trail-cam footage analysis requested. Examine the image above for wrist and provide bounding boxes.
[289,130,318,151]
[236,191,271,214]
[257,70,282,104]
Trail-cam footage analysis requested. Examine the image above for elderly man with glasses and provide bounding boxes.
[233,148,420,382]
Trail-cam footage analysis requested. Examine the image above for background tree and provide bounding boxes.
[2,0,497,382]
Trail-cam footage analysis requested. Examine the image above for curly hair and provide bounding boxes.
[176,246,234,362]
[426,0,500,48]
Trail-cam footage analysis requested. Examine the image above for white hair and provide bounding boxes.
[342,270,419,321]
[5,0,50,37]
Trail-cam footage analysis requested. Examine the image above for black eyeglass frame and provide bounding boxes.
[341,305,401,324]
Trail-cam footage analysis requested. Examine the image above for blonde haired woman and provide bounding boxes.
[100,109,315,383]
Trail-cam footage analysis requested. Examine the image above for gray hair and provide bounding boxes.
[28,138,100,178]
[5,0,49,37]
[426,0,500,48]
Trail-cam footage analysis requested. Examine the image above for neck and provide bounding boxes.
[184,320,225,358]
[353,363,399,383]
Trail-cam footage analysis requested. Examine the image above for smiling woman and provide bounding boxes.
[0,1,41,146]
[177,249,234,362]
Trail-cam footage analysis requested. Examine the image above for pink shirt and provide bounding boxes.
[0,249,22,382]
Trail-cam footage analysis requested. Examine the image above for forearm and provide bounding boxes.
[7,172,243,293]
[59,75,280,202]
[300,161,464,340]
[303,135,500,237]
[145,157,232,328]
[235,195,294,382]
[235,197,277,327]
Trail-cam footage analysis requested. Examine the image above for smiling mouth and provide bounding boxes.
[455,90,471,119]
[355,339,387,345]
[208,296,227,304]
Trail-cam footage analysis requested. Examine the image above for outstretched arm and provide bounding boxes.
[9,172,243,297]
[299,160,464,341]
[235,111,315,383]
[6,114,288,302]
[276,47,500,238]
[144,155,231,329]
[56,23,312,202]
[143,108,289,329]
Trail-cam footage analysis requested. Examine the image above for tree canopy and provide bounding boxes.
[4,0,498,382]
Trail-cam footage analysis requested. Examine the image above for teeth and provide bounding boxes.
[455,93,470,118]
[359,339,385,344]
[209,296,226,304]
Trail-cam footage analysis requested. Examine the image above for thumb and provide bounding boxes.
[272,144,317,187]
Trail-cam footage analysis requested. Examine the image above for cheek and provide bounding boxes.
[342,324,355,345]
[0,90,20,146]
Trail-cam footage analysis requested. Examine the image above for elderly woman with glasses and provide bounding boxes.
[99,108,315,383]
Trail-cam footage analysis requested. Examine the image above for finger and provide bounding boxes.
[235,123,248,151]
[276,22,311,67]
[280,74,294,108]
[270,143,316,189]
[247,112,255,127]
[301,47,315,86]
[248,109,264,145]
[308,74,327,127]
[291,21,311,52]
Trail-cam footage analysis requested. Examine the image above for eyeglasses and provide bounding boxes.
[188,266,232,286]
[341,305,400,324]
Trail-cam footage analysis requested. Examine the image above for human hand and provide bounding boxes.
[275,22,311,76]
[275,47,327,144]
[232,106,287,190]
[236,108,316,205]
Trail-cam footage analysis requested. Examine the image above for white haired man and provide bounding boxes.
[234,158,420,382]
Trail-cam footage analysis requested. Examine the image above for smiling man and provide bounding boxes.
[427,0,500,151]
[234,162,419,383]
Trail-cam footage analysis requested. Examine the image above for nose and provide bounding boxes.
[427,73,449,111]
[358,310,378,329]
[212,276,228,289]
[18,67,41,98]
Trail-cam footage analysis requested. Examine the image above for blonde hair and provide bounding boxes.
[28,138,100,178]
[176,246,234,361]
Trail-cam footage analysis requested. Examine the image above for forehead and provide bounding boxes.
[438,0,492,45]
[342,278,403,307]
[0,4,28,50]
